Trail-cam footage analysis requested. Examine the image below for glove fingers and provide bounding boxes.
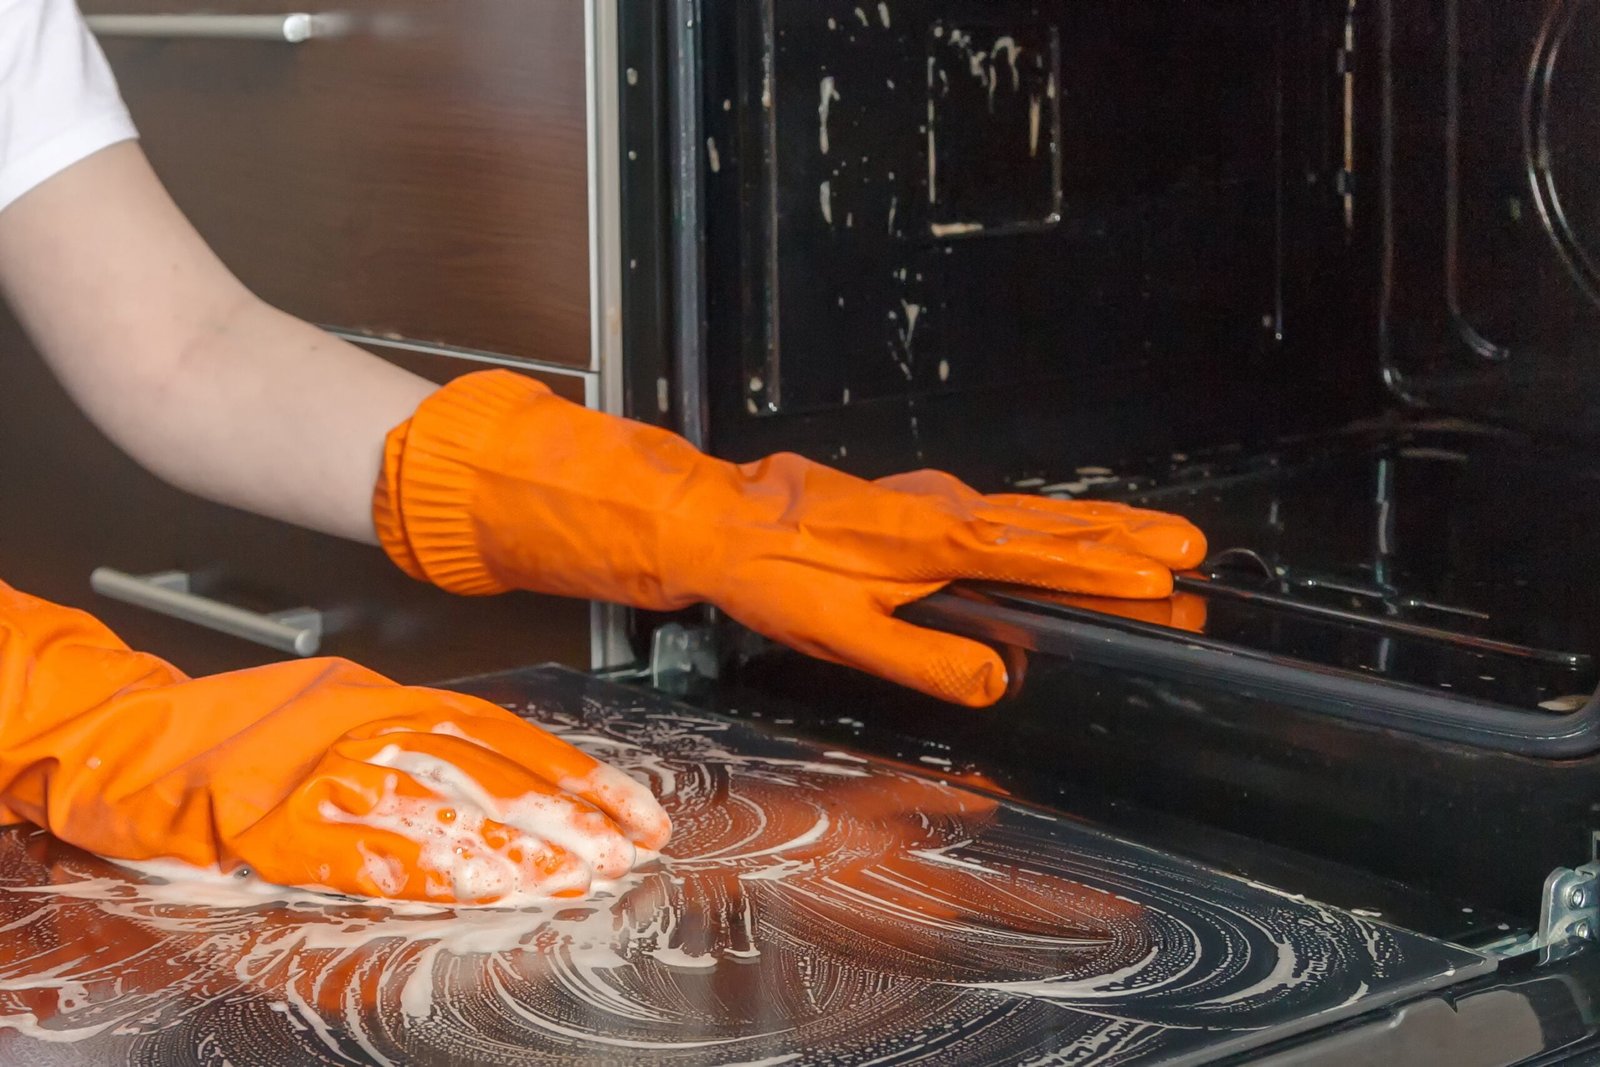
[438,714,673,852]
[362,731,640,880]
[941,534,1178,599]
[986,494,1145,516]
[874,472,1174,532]
[339,704,671,851]
[249,780,596,905]
[801,606,1010,708]
[874,469,977,498]
[246,730,642,904]
[1039,590,1210,632]
[979,496,1208,570]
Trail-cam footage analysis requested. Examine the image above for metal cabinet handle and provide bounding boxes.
[83,13,337,43]
[91,568,322,657]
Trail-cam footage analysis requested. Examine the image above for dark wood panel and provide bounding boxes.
[0,317,593,683]
[81,0,592,367]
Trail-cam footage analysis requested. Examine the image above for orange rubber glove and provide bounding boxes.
[374,371,1208,707]
[1034,590,1210,633]
[0,580,670,905]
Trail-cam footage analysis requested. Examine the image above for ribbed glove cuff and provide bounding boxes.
[372,370,551,596]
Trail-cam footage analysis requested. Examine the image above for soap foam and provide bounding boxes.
[0,699,1418,1062]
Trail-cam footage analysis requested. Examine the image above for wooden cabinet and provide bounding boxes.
[0,0,615,681]
[0,317,594,683]
[80,0,593,367]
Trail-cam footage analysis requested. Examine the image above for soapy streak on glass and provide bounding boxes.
[819,76,841,155]
[919,21,1061,237]
[925,27,1026,221]
[0,678,1488,1065]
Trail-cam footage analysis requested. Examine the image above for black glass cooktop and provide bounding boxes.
[0,668,1491,1066]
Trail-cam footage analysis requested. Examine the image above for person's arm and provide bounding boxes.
[0,133,1209,711]
[0,141,434,543]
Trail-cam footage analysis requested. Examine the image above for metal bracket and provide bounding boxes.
[649,623,719,691]
[1478,860,1600,960]
[1537,862,1600,960]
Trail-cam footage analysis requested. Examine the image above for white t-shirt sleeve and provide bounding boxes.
[0,0,137,213]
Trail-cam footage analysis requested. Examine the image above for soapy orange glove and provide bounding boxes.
[374,371,1208,707]
[0,579,670,904]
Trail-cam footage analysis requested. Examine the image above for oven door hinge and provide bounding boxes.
[1535,862,1600,959]
[1486,861,1600,960]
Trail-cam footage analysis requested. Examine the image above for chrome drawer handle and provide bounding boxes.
[90,568,322,657]
[83,13,337,44]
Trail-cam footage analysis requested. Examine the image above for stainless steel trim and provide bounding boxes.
[667,0,709,448]
[586,0,634,668]
[587,0,627,399]
[90,568,322,656]
[83,13,335,43]
[328,329,597,384]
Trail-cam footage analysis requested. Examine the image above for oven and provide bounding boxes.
[0,0,1597,1062]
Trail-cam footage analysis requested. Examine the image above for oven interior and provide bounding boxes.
[616,0,1600,926]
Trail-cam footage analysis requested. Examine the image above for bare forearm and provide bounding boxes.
[0,142,432,543]
[102,297,433,542]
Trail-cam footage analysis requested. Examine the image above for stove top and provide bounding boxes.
[0,668,1490,1066]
